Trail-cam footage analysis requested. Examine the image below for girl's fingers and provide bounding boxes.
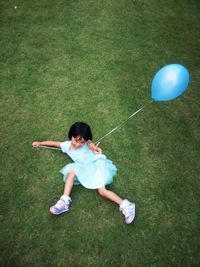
[32,141,40,147]
[95,146,102,154]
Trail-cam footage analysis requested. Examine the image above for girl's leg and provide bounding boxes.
[98,186,135,224]
[63,171,76,196]
[49,171,76,215]
[97,186,123,205]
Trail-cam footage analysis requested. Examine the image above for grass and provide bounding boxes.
[1,0,200,266]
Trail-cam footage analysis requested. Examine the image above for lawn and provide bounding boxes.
[1,0,200,266]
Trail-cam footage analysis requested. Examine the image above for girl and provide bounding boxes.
[32,122,135,224]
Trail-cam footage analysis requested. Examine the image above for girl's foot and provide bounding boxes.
[119,199,135,224]
[49,196,71,215]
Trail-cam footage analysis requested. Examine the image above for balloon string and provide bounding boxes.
[37,100,153,150]
[95,100,153,145]
[38,145,61,151]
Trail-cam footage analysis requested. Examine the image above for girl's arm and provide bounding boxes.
[87,141,102,154]
[32,141,61,148]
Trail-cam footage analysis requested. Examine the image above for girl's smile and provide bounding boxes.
[71,136,85,149]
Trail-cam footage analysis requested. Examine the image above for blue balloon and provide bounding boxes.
[152,64,189,101]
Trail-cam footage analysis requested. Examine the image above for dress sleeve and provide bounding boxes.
[60,141,71,153]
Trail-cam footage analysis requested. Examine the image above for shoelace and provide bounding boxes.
[55,199,68,209]
[120,204,134,217]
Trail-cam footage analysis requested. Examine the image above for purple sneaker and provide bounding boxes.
[49,196,71,215]
[119,199,135,224]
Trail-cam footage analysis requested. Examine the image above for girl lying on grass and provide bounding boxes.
[32,122,135,224]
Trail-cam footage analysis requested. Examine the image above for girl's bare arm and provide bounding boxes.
[32,141,61,148]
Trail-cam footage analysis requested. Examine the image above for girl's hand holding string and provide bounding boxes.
[87,141,102,154]
[93,143,102,154]
[32,141,41,147]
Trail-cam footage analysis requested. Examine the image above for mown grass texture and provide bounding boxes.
[1,0,200,266]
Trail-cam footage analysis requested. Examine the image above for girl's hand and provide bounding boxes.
[87,141,102,154]
[93,145,102,154]
[32,141,41,147]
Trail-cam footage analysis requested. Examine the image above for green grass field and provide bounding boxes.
[1,0,200,266]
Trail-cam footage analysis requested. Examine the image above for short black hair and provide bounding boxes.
[68,122,92,141]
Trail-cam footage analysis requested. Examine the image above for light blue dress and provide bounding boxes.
[60,141,117,189]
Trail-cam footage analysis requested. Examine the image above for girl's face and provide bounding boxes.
[71,136,85,148]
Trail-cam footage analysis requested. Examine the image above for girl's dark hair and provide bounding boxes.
[68,122,92,141]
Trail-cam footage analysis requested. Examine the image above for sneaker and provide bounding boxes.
[119,199,135,224]
[49,196,71,215]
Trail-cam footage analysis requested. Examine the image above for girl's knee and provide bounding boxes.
[66,171,76,181]
[98,187,107,197]
[69,170,76,176]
